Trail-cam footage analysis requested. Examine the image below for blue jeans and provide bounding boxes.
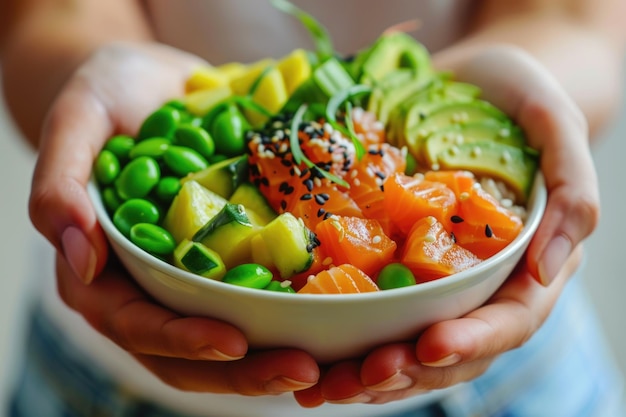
[6,277,626,417]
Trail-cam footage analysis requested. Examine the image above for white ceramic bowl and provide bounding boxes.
[88,173,546,363]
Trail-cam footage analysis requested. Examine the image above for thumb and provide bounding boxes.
[29,79,112,284]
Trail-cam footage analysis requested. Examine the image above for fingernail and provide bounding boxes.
[61,226,97,284]
[367,371,414,391]
[328,392,372,404]
[198,347,244,361]
[265,376,315,393]
[538,235,571,286]
[421,353,461,367]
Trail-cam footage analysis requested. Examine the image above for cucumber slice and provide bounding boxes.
[193,203,258,268]
[229,183,277,225]
[174,239,226,279]
[259,213,315,278]
[181,155,248,198]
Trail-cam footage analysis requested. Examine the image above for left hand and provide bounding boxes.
[294,45,599,406]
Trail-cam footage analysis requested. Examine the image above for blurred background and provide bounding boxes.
[1,68,626,410]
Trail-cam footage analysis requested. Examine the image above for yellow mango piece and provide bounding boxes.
[163,180,228,243]
[229,58,275,96]
[216,62,247,81]
[277,49,312,95]
[185,67,229,93]
[247,67,288,126]
[183,85,232,116]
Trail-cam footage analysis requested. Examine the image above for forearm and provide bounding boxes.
[0,0,155,146]
[435,0,626,139]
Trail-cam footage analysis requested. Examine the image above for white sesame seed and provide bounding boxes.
[425,234,436,243]
[372,235,382,244]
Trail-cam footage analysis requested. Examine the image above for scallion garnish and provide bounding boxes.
[271,0,334,62]
[289,104,349,188]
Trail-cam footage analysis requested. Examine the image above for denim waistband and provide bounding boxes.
[9,307,449,417]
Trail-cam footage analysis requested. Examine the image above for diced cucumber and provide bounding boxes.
[229,183,277,225]
[173,239,226,279]
[193,203,259,268]
[259,213,315,278]
[162,180,227,243]
[181,155,248,198]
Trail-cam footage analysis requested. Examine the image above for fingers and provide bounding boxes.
[137,349,319,395]
[30,79,113,283]
[56,253,248,361]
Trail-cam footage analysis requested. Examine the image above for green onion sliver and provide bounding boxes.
[271,0,334,62]
[326,84,372,160]
[289,104,349,188]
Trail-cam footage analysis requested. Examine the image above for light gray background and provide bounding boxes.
[1,72,625,408]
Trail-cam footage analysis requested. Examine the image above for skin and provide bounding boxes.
[1,0,625,407]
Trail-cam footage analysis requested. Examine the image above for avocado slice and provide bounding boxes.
[387,79,481,147]
[404,100,509,155]
[351,32,432,83]
[422,120,526,166]
[437,140,539,202]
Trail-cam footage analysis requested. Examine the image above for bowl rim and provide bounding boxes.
[88,171,547,303]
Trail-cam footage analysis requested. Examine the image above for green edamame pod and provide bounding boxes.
[129,137,171,159]
[130,223,176,255]
[94,149,120,185]
[115,156,160,200]
[104,135,135,161]
[113,198,160,237]
[138,106,181,140]
[377,263,416,290]
[163,146,208,177]
[211,103,250,157]
[101,187,123,213]
[173,125,215,159]
[222,263,273,289]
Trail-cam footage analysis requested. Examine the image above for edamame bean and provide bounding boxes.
[115,156,160,200]
[377,263,416,290]
[222,263,273,289]
[104,135,135,160]
[155,176,181,203]
[264,280,296,293]
[138,106,181,140]
[113,198,160,237]
[130,223,176,255]
[101,186,123,213]
[94,149,120,185]
[174,125,215,159]
[128,137,171,159]
[211,103,249,157]
[163,146,208,176]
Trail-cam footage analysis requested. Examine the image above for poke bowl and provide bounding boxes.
[88,1,547,363]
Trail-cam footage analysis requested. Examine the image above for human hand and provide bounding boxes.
[294,45,599,406]
[29,42,319,394]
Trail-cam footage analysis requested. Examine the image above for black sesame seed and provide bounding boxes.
[450,232,457,243]
[317,208,326,218]
[375,171,386,180]
[314,194,326,205]
[280,200,287,211]
[280,159,292,167]
[451,215,464,224]
[284,186,294,195]
[303,178,314,191]
[323,211,333,220]
[279,181,289,192]
[319,193,330,201]
[300,193,313,201]
[260,177,269,187]
[485,224,493,238]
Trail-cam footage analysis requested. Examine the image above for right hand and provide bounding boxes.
[29,42,319,395]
